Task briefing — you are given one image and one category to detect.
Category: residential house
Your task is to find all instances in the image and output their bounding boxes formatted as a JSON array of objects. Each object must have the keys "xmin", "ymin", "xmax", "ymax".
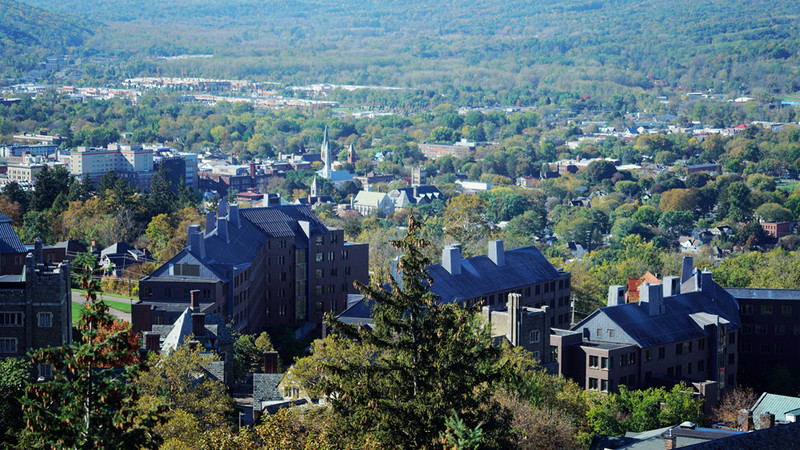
[
  {"xmin": 387, "ymin": 185, "xmax": 443, "ymax": 210},
  {"xmin": 100, "ymin": 242, "xmax": 154, "ymax": 277},
  {"xmin": 760, "ymin": 221, "xmax": 791, "ymax": 239}
]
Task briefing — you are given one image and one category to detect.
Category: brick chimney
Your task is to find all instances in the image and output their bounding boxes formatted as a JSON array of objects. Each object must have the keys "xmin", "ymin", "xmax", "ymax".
[
  {"xmin": 264, "ymin": 351, "xmax": 279, "ymax": 374},
  {"xmin": 144, "ymin": 331, "xmax": 161, "ymax": 352},
  {"xmin": 664, "ymin": 433, "xmax": 676, "ymax": 450},
  {"xmin": 192, "ymin": 313, "xmax": 206, "ymax": 338},
  {"xmin": 760, "ymin": 412, "xmax": 775, "ymax": 429},
  {"xmin": 190, "ymin": 289, "xmax": 200, "ymax": 311},
  {"xmin": 738, "ymin": 409, "xmax": 754, "ymax": 431}
]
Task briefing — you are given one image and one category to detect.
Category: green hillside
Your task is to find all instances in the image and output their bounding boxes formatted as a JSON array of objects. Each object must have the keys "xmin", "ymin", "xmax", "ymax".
[
  {"xmin": 0, "ymin": 0, "xmax": 95, "ymax": 78},
  {"xmin": 14, "ymin": 0, "xmax": 800, "ymax": 98}
]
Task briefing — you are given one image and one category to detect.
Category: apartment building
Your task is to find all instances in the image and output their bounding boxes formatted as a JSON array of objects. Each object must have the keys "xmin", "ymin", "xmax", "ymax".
[
  {"xmin": 552, "ymin": 258, "xmax": 740, "ymax": 398},
  {"xmin": 133, "ymin": 201, "xmax": 369, "ymax": 334},
  {"xmin": 70, "ymin": 144, "xmax": 154, "ymax": 189}
]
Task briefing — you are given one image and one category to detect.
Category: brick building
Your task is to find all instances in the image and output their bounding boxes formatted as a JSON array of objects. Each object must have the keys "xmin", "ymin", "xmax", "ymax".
[
  {"xmin": 482, "ymin": 292, "xmax": 553, "ymax": 367},
  {"xmin": 0, "ymin": 239, "xmax": 72, "ymax": 378},
  {"xmin": 759, "ymin": 221, "xmax": 792, "ymax": 239},
  {"xmin": 418, "ymin": 140, "xmax": 476, "ymax": 160},
  {"xmin": 551, "ymin": 258, "xmax": 740, "ymax": 399},
  {"xmin": 725, "ymin": 287, "xmax": 800, "ymax": 393},
  {"xmin": 133, "ymin": 202, "xmax": 368, "ymax": 334}
]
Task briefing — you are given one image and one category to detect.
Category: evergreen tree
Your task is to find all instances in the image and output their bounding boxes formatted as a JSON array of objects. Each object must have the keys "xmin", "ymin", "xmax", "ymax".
[
  {"xmin": 321, "ymin": 215, "xmax": 511, "ymax": 448},
  {"xmin": 21, "ymin": 253, "xmax": 166, "ymax": 448}
]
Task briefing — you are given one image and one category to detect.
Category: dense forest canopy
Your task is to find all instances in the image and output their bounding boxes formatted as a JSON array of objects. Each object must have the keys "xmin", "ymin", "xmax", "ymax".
[{"xmin": 12, "ymin": 0, "xmax": 800, "ymax": 97}]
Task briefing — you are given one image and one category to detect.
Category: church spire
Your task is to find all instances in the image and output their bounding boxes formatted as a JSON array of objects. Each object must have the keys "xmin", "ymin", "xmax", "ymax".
[
  {"xmin": 321, "ymin": 125, "xmax": 331, "ymax": 176},
  {"xmin": 310, "ymin": 175, "xmax": 318, "ymax": 197}
]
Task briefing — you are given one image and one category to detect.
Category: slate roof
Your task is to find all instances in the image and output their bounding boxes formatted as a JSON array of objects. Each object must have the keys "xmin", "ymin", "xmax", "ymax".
[
  {"xmin": 751, "ymin": 393, "xmax": 800, "ymax": 429},
  {"xmin": 0, "ymin": 212, "xmax": 26, "ymax": 254},
  {"xmin": 725, "ymin": 287, "xmax": 800, "ymax": 301},
  {"xmin": 573, "ymin": 279, "xmax": 740, "ymax": 348},
  {"xmin": 336, "ymin": 299, "xmax": 375, "ymax": 329},
  {"xmin": 253, "ymin": 373, "xmax": 285, "ymax": 411},
  {"xmin": 240, "ymin": 205, "xmax": 328, "ymax": 238},
  {"xmin": 683, "ymin": 421, "xmax": 800, "ymax": 449},
  {"xmin": 426, "ymin": 246, "xmax": 563, "ymax": 304},
  {"xmin": 354, "ymin": 191, "xmax": 390, "ymax": 207},
  {"xmin": 159, "ymin": 307, "xmax": 234, "ymax": 354}
]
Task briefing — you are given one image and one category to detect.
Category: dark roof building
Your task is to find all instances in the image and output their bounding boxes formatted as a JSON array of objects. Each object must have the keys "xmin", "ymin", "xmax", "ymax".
[
  {"xmin": 0, "ymin": 212, "xmax": 28, "ymax": 275},
  {"xmin": 134, "ymin": 201, "xmax": 369, "ymax": 335},
  {"xmin": 552, "ymin": 258, "xmax": 740, "ymax": 404}
]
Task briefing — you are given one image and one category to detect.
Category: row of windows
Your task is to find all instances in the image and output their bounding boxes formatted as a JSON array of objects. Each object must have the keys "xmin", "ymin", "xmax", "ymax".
[
  {"xmin": 0, "ymin": 312, "xmax": 51, "ymax": 327},
  {"xmin": 265, "ymin": 305, "xmax": 288, "ymax": 318},
  {"xmin": 742, "ymin": 323, "xmax": 800, "ymax": 336},
  {"xmin": 588, "ymin": 377, "xmax": 610, "ymax": 392},
  {"xmin": 314, "ymin": 235, "xmax": 340, "ymax": 246},
  {"xmin": 741, "ymin": 343, "xmax": 786, "ymax": 354},
  {"xmin": 741, "ymin": 304, "xmax": 792, "ymax": 316}
]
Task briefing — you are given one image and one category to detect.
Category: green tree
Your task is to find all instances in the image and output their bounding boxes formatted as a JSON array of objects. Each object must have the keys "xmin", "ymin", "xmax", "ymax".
[
  {"xmin": 0, "ymin": 358, "xmax": 32, "ymax": 447},
  {"xmin": 21, "ymin": 253, "xmax": 166, "ymax": 448},
  {"xmin": 658, "ymin": 210, "xmax": 694, "ymax": 237},
  {"xmin": 319, "ymin": 216, "xmax": 512, "ymax": 448},
  {"xmin": 233, "ymin": 331, "xmax": 276, "ymax": 381},
  {"xmin": 754, "ymin": 202, "xmax": 793, "ymax": 222},
  {"xmin": 443, "ymin": 195, "xmax": 495, "ymax": 255}
]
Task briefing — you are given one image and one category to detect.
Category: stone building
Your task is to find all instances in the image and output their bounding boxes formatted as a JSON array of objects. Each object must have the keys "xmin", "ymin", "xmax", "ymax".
[
  {"xmin": 0, "ymin": 239, "xmax": 72, "ymax": 378},
  {"xmin": 482, "ymin": 292, "xmax": 553, "ymax": 368}
]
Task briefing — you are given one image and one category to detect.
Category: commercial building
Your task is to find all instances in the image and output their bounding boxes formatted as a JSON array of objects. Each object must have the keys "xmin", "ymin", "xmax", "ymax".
[
  {"xmin": 133, "ymin": 201, "xmax": 369, "ymax": 334},
  {"xmin": 418, "ymin": 139, "xmax": 476, "ymax": 160},
  {"xmin": 70, "ymin": 144, "xmax": 155, "ymax": 190}
]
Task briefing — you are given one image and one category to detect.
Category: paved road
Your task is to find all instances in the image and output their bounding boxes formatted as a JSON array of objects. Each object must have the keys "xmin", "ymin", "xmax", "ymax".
[{"xmin": 71, "ymin": 291, "xmax": 132, "ymax": 322}]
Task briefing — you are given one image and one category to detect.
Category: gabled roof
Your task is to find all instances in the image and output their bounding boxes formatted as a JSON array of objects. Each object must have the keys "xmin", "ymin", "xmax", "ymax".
[
  {"xmin": 0, "ymin": 212, "xmax": 26, "ymax": 254},
  {"xmin": 160, "ymin": 307, "xmax": 234, "ymax": 354},
  {"xmin": 240, "ymin": 205, "xmax": 328, "ymax": 238},
  {"xmin": 573, "ymin": 277, "xmax": 740, "ymax": 348},
  {"xmin": 426, "ymin": 246, "xmax": 562, "ymax": 304},
  {"xmin": 354, "ymin": 191, "xmax": 389, "ymax": 207},
  {"xmin": 253, "ymin": 373, "xmax": 285, "ymax": 411}
]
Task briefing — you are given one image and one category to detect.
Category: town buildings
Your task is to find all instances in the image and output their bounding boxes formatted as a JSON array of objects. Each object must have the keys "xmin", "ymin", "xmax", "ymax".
[
  {"xmin": 316, "ymin": 127, "xmax": 354, "ymax": 187},
  {"xmin": 70, "ymin": 144, "xmax": 155, "ymax": 190},
  {"xmin": 551, "ymin": 258, "xmax": 740, "ymax": 398},
  {"xmin": 133, "ymin": 201, "xmax": 368, "ymax": 334},
  {"xmin": 482, "ymin": 292, "xmax": 554, "ymax": 367},
  {"xmin": 352, "ymin": 191, "xmax": 394, "ymax": 216},
  {"xmin": 418, "ymin": 140, "xmax": 476, "ymax": 160}
]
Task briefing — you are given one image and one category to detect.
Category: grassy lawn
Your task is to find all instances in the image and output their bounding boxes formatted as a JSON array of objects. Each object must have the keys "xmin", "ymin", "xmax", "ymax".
[
  {"xmin": 777, "ymin": 182, "xmax": 799, "ymax": 193},
  {"xmin": 71, "ymin": 302, "xmax": 86, "ymax": 325},
  {"xmin": 101, "ymin": 299, "xmax": 132, "ymax": 314}
]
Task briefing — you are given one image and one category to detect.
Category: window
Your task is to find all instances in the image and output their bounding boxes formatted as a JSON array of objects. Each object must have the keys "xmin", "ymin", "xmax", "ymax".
[
  {"xmin": 38, "ymin": 312, "xmax": 52, "ymax": 327},
  {"xmin": 174, "ymin": 264, "xmax": 200, "ymax": 276},
  {"xmin": 535, "ymin": 285, "xmax": 541, "ymax": 295},
  {"xmin": 342, "ymin": 283, "xmax": 348, "ymax": 292},
  {"xmin": 341, "ymin": 250, "xmax": 349, "ymax": 260},
  {"xmin": 761, "ymin": 305, "xmax": 773, "ymax": 315},
  {"xmin": 620, "ymin": 354, "xmax": 627, "ymax": 366},
  {"xmin": 742, "ymin": 304, "xmax": 753, "ymax": 315},
  {"xmin": 316, "ymin": 253, "xmax": 323, "ymax": 262},
  {"xmin": 589, "ymin": 378, "xmax": 599, "ymax": 390},
  {"xmin": 782, "ymin": 305, "xmax": 792, "ymax": 316},
  {"xmin": 728, "ymin": 353, "xmax": 735, "ymax": 364},
  {"xmin": 776, "ymin": 325, "xmax": 786, "ymax": 336},
  {"xmin": 551, "ymin": 346, "xmax": 559, "ymax": 361},
  {"xmin": 279, "ymin": 305, "xmax": 286, "ymax": 316},
  {"xmin": 278, "ymin": 256, "xmax": 285, "ymax": 265},
  {"xmin": 330, "ymin": 234, "xmax": 338, "ymax": 245},
  {"xmin": 532, "ymin": 351, "xmax": 540, "ymax": 361},
  {"xmin": 529, "ymin": 329, "xmax": 540, "ymax": 343},
  {"xmin": 698, "ymin": 360, "xmax": 705, "ymax": 372},
  {"xmin": 755, "ymin": 324, "xmax": 768, "ymax": 335},
  {"xmin": 676, "ymin": 344, "xmax": 683, "ymax": 355},
  {"xmin": 328, "ymin": 284, "xmax": 335, "ymax": 293},
  {"xmin": 601, "ymin": 357, "xmax": 612, "ymax": 369},
  {"xmin": 728, "ymin": 333, "xmax": 735, "ymax": 344},
  {"xmin": 698, "ymin": 338, "xmax": 705, "ymax": 350},
  {"xmin": 0, "ymin": 338, "xmax": 17, "ymax": 353},
  {"xmin": 39, "ymin": 363, "xmax": 52, "ymax": 379},
  {"xmin": 607, "ymin": 329, "xmax": 615, "ymax": 338},
  {"xmin": 315, "ymin": 286, "xmax": 323, "ymax": 295},
  {"xmin": 658, "ymin": 347, "xmax": 665, "ymax": 360},
  {"xmin": 316, "ymin": 236, "xmax": 323, "ymax": 246},
  {"xmin": 330, "ymin": 267, "xmax": 338, "ymax": 276},
  {"xmin": 143, "ymin": 287, "xmax": 153, "ymax": 297},
  {"xmin": 589, "ymin": 355, "xmax": 599, "ymax": 368},
  {"xmin": 645, "ymin": 349, "xmax": 652, "ymax": 362},
  {"xmin": 328, "ymin": 251, "xmax": 335, "ymax": 261},
  {"xmin": 265, "ymin": 307, "xmax": 270, "ymax": 318},
  {"xmin": 332, "ymin": 299, "xmax": 337, "ymax": 311},
  {"xmin": 344, "ymin": 266, "xmax": 351, "ymax": 276},
  {"xmin": 280, "ymin": 239, "xmax": 287, "ymax": 248},
  {"xmin": 280, "ymin": 272, "xmax": 287, "ymax": 282},
  {"xmin": 164, "ymin": 288, "xmax": 173, "ymax": 298},
  {"xmin": 525, "ymin": 287, "xmax": 531, "ymax": 296},
  {"xmin": 742, "ymin": 324, "xmax": 753, "ymax": 334},
  {"xmin": 316, "ymin": 269, "xmax": 324, "ymax": 278},
  {"xmin": 596, "ymin": 328, "xmax": 602, "ymax": 338},
  {"xmin": 315, "ymin": 302, "xmax": 324, "ymax": 312},
  {"xmin": 601, "ymin": 379, "xmax": 609, "ymax": 392},
  {"xmin": 0, "ymin": 312, "xmax": 23, "ymax": 327},
  {"xmin": 629, "ymin": 353, "xmax": 636, "ymax": 365}
]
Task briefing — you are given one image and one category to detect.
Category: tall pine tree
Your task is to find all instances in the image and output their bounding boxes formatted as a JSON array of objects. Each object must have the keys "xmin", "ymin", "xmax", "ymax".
[{"xmin": 322, "ymin": 215, "xmax": 511, "ymax": 448}]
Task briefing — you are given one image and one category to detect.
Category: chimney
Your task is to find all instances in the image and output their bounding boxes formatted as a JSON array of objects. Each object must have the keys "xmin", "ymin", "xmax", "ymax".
[
  {"xmin": 663, "ymin": 430, "xmax": 676, "ymax": 450},
  {"xmin": 188, "ymin": 340, "xmax": 199, "ymax": 350},
  {"xmin": 34, "ymin": 237, "xmax": 43, "ymax": 264},
  {"xmin": 608, "ymin": 285, "xmax": 625, "ymax": 306},
  {"xmin": 205, "ymin": 211, "xmax": 216, "ymax": 235},
  {"xmin": 760, "ymin": 412, "xmax": 775, "ymax": 429},
  {"xmin": 700, "ymin": 270, "xmax": 714, "ymax": 293},
  {"xmin": 249, "ymin": 162, "xmax": 256, "ymax": 178},
  {"xmin": 442, "ymin": 244, "xmax": 462, "ymax": 276},
  {"xmin": 144, "ymin": 331, "xmax": 161, "ymax": 352},
  {"xmin": 229, "ymin": 204, "xmax": 240, "ymax": 228},
  {"xmin": 640, "ymin": 282, "xmax": 665, "ymax": 316},
  {"xmin": 218, "ymin": 196, "xmax": 228, "ymax": 218},
  {"xmin": 680, "ymin": 256, "xmax": 694, "ymax": 284},
  {"xmin": 413, "ymin": 186, "xmax": 418, "ymax": 198},
  {"xmin": 188, "ymin": 225, "xmax": 205, "ymax": 259},
  {"xmin": 738, "ymin": 409, "xmax": 754, "ymax": 431},
  {"xmin": 264, "ymin": 350, "xmax": 279, "ymax": 374},
  {"xmin": 507, "ymin": 293, "xmax": 521, "ymax": 346},
  {"xmin": 217, "ymin": 217, "xmax": 228, "ymax": 243},
  {"xmin": 488, "ymin": 240, "xmax": 505, "ymax": 267},
  {"xmin": 190, "ymin": 289, "xmax": 201, "ymax": 311},
  {"xmin": 192, "ymin": 312, "xmax": 206, "ymax": 338}
]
